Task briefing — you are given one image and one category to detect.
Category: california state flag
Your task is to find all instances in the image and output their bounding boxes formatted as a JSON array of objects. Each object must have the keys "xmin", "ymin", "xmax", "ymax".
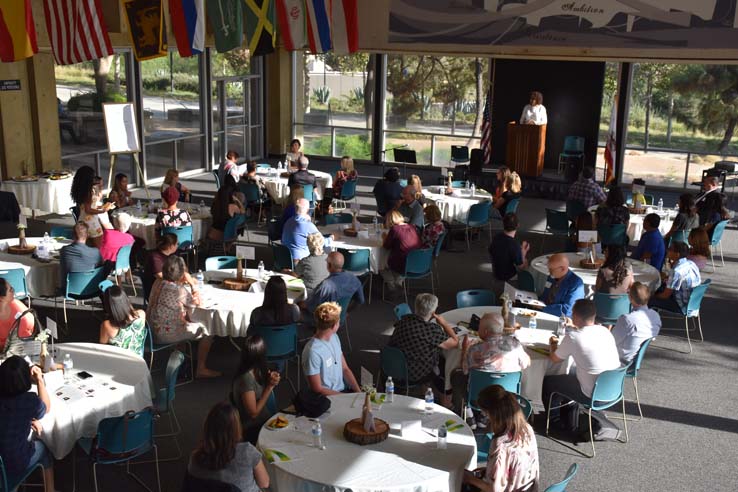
[
  {"xmin": 604, "ymin": 97, "xmax": 616, "ymax": 185},
  {"xmin": 276, "ymin": 0, "xmax": 306, "ymax": 51}
]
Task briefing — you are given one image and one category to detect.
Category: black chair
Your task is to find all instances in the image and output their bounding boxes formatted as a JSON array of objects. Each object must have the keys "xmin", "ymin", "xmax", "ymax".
[
  {"xmin": 469, "ymin": 148, "xmax": 484, "ymax": 177},
  {"xmin": 181, "ymin": 472, "xmax": 239, "ymax": 492},
  {"xmin": 450, "ymin": 145, "xmax": 470, "ymax": 166}
]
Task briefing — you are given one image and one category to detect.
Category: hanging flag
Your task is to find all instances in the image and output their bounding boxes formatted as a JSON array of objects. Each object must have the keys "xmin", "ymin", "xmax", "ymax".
[
  {"xmin": 480, "ymin": 88, "xmax": 492, "ymax": 166},
  {"xmin": 122, "ymin": 0, "xmax": 168, "ymax": 61},
  {"xmin": 604, "ymin": 96, "xmax": 616, "ymax": 185},
  {"xmin": 169, "ymin": 0, "xmax": 204, "ymax": 57},
  {"xmin": 331, "ymin": 0, "xmax": 357, "ymax": 55},
  {"xmin": 206, "ymin": 0, "xmax": 243, "ymax": 52},
  {"xmin": 275, "ymin": 0, "xmax": 306, "ymax": 51},
  {"xmin": 43, "ymin": 0, "xmax": 114, "ymax": 66},
  {"xmin": 0, "ymin": 0, "xmax": 38, "ymax": 63},
  {"xmin": 305, "ymin": 0, "xmax": 331, "ymax": 53},
  {"xmin": 245, "ymin": 0, "xmax": 276, "ymax": 56}
]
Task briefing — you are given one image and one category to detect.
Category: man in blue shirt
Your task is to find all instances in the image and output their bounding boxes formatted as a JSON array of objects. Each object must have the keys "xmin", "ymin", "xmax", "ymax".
[
  {"xmin": 304, "ymin": 252, "xmax": 365, "ymax": 313},
  {"xmin": 539, "ymin": 253, "xmax": 585, "ymax": 317},
  {"xmin": 631, "ymin": 213, "xmax": 665, "ymax": 270},
  {"xmin": 59, "ymin": 222, "xmax": 103, "ymax": 291},
  {"xmin": 649, "ymin": 241, "xmax": 701, "ymax": 313},
  {"xmin": 281, "ymin": 198, "xmax": 332, "ymax": 261}
]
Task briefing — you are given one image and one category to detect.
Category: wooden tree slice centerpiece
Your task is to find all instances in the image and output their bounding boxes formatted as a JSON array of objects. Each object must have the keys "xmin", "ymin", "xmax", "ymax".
[
  {"xmin": 579, "ymin": 258, "xmax": 604, "ymax": 270},
  {"xmin": 343, "ymin": 418, "xmax": 389, "ymax": 445},
  {"xmin": 9, "ymin": 226, "xmax": 35, "ymax": 255},
  {"xmin": 222, "ymin": 258, "xmax": 257, "ymax": 291}
]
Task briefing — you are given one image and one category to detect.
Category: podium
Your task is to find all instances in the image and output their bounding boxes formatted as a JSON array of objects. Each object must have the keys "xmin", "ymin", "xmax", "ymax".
[{"xmin": 506, "ymin": 123, "xmax": 546, "ymax": 177}]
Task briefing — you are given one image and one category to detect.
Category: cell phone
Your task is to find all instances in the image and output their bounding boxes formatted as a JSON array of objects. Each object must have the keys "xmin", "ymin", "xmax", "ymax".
[
  {"xmin": 469, "ymin": 314, "xmax": 481, "ymax": 332},
  {"xmin": 77, "ymin": 371, "xmax": 93, "ymax": 380}
]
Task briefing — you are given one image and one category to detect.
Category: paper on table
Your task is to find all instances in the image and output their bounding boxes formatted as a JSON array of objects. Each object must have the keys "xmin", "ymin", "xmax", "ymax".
[
  {"xmin": 504, "ymin": 282, "xmax": 542, "ymax": 306},
  {"xmin": 263, "ymin": 445, "xmax": 303, "ymax": 463}
]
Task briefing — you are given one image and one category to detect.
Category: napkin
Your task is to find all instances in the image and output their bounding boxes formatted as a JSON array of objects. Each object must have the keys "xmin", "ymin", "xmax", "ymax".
[{"xmin": 262, "ymin": 446, "xmax": 303, "ymax": 463}]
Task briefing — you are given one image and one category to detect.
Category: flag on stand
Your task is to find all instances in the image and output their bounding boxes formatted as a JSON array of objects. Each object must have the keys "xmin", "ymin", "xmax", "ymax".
[
  {"xmin": 480, "ymin": 88, "xmax": 492, "ymax": 166},
  {"xmin": 168, "ymin": 0, "xmax": 205, "ymax": 57},
  {"xmin": 244, "ymin": 0, "xmax": 276, "ymax": 56},
  {"xmin": 206, "ymin": 0, "xmax": 243, "ymax": 52},
  {"xmin": 122, "ymin": 0, "xmax": 168, "ymax": 61},
  {"xmin": 0, "ymin": 0, "xmax": 38, "ymax": 63},
  {"xmin": 275, "ymin": 0, "xmax": 306, "ymax": 51},
  {"xmin": 604, "ymin": 98, "xmax": 616, "ymax": 184},
  {"xmin": 331, "ymin": 0, "xmax": 358, "ymax": 55},
  {"xmin": 305, "ymin": 0, "xmax": 331, "ymax": 53},
  {"xmin": 43, "ymin": 0, "xmax": 114, "ymax": 65}
]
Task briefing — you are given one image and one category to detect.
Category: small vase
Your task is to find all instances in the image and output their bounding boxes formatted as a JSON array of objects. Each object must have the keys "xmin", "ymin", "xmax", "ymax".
[{"xmin": 18, "ymin": 228, "xmax": 28, "ymax": 249}]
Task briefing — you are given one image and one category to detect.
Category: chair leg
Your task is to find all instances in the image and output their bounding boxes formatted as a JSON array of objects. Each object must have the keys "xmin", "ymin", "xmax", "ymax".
[
  {"xmin": 588, "ymin": 409, "xmax": 596, "ymax": 458},
  {"xmin": 128, "ymin": 270, "xmax": 137, "ymax": 297},
  {"xmin": 720, "ymin": 241, "xmax": 725, "ymax": 267},
  {"xmin": 620, "ymin": 398, "xmax": 629, "ymax": 443},
  {"xmin": 697, "ymin": 315, "xmax": 704, "ymax": 342},
  {"xmin": 63, "ymin": 299, "xmax": 68, "ymax": 325},
  {"xmin": 633, "ymin": 377, "xmax": 643, "ymax": 420},
  {"xmin": 711, "ymin": 248, "xmax": 716, "ymax": 272},
  {"xmin": 93, "ymin": 462, "xmax": 100, "ymax": 492},
  {"xmin": 368, "ymin": 274, "xmax": 373, "ymax": 305},
  {"xmin": 685, "ymin": 317, "xmax": 693, "ymax": 354}
]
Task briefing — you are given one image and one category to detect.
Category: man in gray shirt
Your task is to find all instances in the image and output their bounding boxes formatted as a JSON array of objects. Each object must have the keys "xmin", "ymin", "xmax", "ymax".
[
  {"xmin": 611, "ymin": 282, "xmax": 661, "ymax": 364},
  {"xmin": 59, "ymin": 222, "xmax": 103, "ymax": 291},
  {"xmin": 291, "ymin": 232, "xmax": 330, "ymax": 295},
  {"xmin": 398, "ymin": 185, "xmax": 424, "ymax": 231}
]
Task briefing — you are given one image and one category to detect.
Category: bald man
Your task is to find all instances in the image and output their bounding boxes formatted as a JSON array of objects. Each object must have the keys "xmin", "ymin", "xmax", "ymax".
[
  {"xmin": 281, "ymin": 198, "xmax": 332, "ymax": 261},
  {"xmin": 398, "ymin": 185, "xmax": 424, "ymax": 230},
  {"xmin": 304, "ymin": 251, "xmax": 365, "ymax": 313},
  {"xmin": 539, "ymin": 253, "xmax": 585, "ymax": 317}
]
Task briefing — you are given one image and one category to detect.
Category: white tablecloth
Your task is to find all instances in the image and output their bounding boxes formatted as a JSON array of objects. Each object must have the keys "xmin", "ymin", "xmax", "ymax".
[
  {"xmin": 440, "ymin": 306, "xmax": 571, "ymax": 410},
  {"xmin": 0, "ymin": 237, "xmax": 68, "ymax": 297},
  {"xmin": 117, "ymin": 205, "xmax": 211, "ymax": 249},
  {"xmin": 422, "ymin": 187, "xmax": 492, "ymax": 223},
  {"xmin": 1, "ymin": 177, "xmax": 74, "ymax": 214},
  {"xmin": 257, "ymin": 393, "xmax": 476, "ymax": 492},
  {"xmin": 529, "ymin": 252, "xmax": 661, "ymax": 294},
  {"xmin": 320, "ymin": 223, "xmax": 388, "ymax": 274},
  {"xmin": 191, "ymin": 269, "xmax": 306, "ymax": 337},
  {"xmin": 257, "ymin": 169, "xmax": 333, "ymax": 205},
  {"xmin": 39, "ymin": 343, "xmax": 154, "ymax": 459}
]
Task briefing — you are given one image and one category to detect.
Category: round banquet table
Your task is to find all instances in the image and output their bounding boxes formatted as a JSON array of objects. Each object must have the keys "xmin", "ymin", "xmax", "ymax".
[
  {"xmin": 115, "ymin": 204, "xmax": 212, "ymax": 249},
  {"xmin": 1, "ymin": 176, "xmax": 75, "ymax": 214},
  {"xmin": 529, "ymin": 252, "xmax": 661, "ymax": 295},
  {"xmin": 422, "ymin": 186, "xmax": 492, "ymax": 223},
  {"xmin": 627, "ymin": 208, "xmax": 675, "ymax": 245},
  {"xmin": 257, "ymin": 393, "xmax": 477, "ymax": 492},
  {"xmin": 320, "ymin": 223, "xmax": 389, "ymax": 274},
  {"xmin": 257, "ymin": 168, "xmax": 334, "ymax": 205},
  {"xmin": 191, "ymin": 269, "xmax": 306, "ymax": 337},
  {"xmin": 38, "ymin": 343, "xmax": 154, "ymax": 459},
  {"xmin": 0, "ymin": 237, "xmax": 68, "ymax": 297},
  {"xmin": 440, "ymin": 306, "xmax": 572, "ymax": 411}
]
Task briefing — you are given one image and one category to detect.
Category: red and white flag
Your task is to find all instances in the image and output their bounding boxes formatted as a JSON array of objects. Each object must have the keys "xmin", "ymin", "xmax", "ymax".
[
  {"xmin": 330, "ymin": 0, "xmax": 358, "ymax": 54},
  {"xmin": 43, "ymin": 0, "xmax": 113, "ymax": 65},
  {"xmin": 604, "ymin": 96, "xmax": 616, "ymax": 185},
  {"xmin": 276, "ymin": 0, "xmax": 306, "ymax": 51}
]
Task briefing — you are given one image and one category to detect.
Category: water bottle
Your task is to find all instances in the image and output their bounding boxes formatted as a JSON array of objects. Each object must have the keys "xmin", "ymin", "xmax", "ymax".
[
  {"xmin": 528, "ymin": 316, "xmax": 537, "ymax": 330},
  {"xmin": 437, "ymin": 423, "xmax": 448, "ymax": 449},
  {"xmin": 465, "ymin": 406, "xmax": 476, "ymax": 430},
  {"xmin": 373, "ymin": 216, "xmax": 378, "ymax": 232},
  {"xmin": 658, "ymin": 198, "xmax": 663, "ymax": 212},
  {"xmin": 43, "ymin": 232, "xmax": 50, "ymax": 243},
  {"xmin": 557, "ymin": 315, "xmax": 567, "ymax": 337},
  {"xmin": 258, "ymin": 260, "xmax": 265, "ymax": 279},
  {"xmin": 136, "ymin": 200, "xmax": 142, "ymax": 213},
  {"xmin": 311, "ymin": 421, "xmax": 323, "ymax": 449},
  {"xmin": 506, "ymin": 300, "xmax": 515, "ymax": 327},
  {"xmin": 196, "ymin": 270, "xmax": 205, "ymax": 291},
  {"xmin": 470, "ymin": 183, "xmax": 476, "ymax": 196},
  {"xmin": 199, "ymin": 199, "xmax": 206, "ymax": 211},
  {"xmin": 63, "ymin": 353, "xmax": 73, "ymax": 381},
  {"xmin": 385, "ymin": 376, "xmax": 394, "ymax": 403},
  {"xmin": 424, "ymin": 388, "xmax": 435, "ymax": 414}
]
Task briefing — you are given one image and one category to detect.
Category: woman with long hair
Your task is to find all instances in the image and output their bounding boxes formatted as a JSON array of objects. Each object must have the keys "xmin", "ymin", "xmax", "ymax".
[
  {"xmin": 382, "ymin": 210, "xmax": 421, "ymax": 290},
  {"xmin": 596, "ymin": 244, "xmax": 634, "ymax": 295},
  {"xmin": 208, "ymin": 177, "xmax": 245, "ymax": 241},
  {"xmin": 99, "ymin": 285, "xmax": 147, "ymax": 356},
  {"xmin": 665, "ymin": 193, "xmax": 699, "ymax": 242},
  {"xmin": 188, "ymin": 401, "xmax": 269, "ymax": 491},
  {"xmin": 232, "ymin": 336, "xmax": 281, "ymax": 443},
  {"xmin": 334, "ymin": 155, "xmax": 358, "ymax": 198},
  {"xmin": 161, "ymin": 168, "xmax": 191, "ymax": 203},
  {"xmin": 249, "ymin": 276, "xmax": 300, "ymax": 329},
  {"xmin": 408, "ymin": 174, "xmax": 424, "ymax": 203},
  {"xmin": 493, "ymin": 171, "xmax": 522, "ymax": 215},
  {"xmin": 71, "ymin": 165, "xmax": 113, "ymax": 247},
  {"xmin": 596, "ymin": 185, "xmax": 629, "ymax": 227},
  {"xmin": 494, "ymin": 166, "xmax": 511, "ymax": 201},
  {"xmin": 108, "ymin": 173, "xmax": 133, "ymax": 208},
  {"xmin": 687, "ymin": 227, "xmax": 711, "ymax": 270},
  {"xmin": 462, "ymin": 385, "xmax": 539, "ymax": 492}
]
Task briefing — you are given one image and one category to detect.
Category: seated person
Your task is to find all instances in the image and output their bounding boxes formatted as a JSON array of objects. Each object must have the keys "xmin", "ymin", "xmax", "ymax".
[
  {"xmin": 290, "ymin": 232, "xmax": 330, "ymax": 295},
  {"xmin": 611, "ymin": 282, "xmax": 661, "ymax": 364},
  {"xmin": 595, "ymin": 244, "xmax": 633, "ymax": 295},
  {"xmin": 281, "ymin": 198, "xmax": 332, "ymax": 262},
  {"xmin": 147, "ymin": 255, "xmax": 219, "ymax": 378},
  {"xmin": 242, "ymin": 160, "xmax": 266, "ymax": 189},
  {"xmin": 489, "ymin": 213, "xmax": 530, "ymax": 296},
  {"xmin": 388, "ymin": 293, "xmax": 458, "ymax": 405},
  {"xmin": 248, "ymin": 276, "xmax": 300, "ymax": 330},
  {"xmin": 219, "ymin": 150, "xmax": 241, "ymax": 186},
  {"xmin": 333, "ymin": 156, "xmax": 358, "ymax": 198},
  {"xmin": 302, "ymin": 302, "xmax": 360, "ymax": 395},
  {"xmin": 143, "ymin": 233, "xmax": 192, "ymax": 295},
  {"xmin": 408, "ymin": 174, "xmax": 424, "ymax": 204},
  {"xmin": 629, "ymin": 178, "xmax": 647, "ymax": 209},
  {"xmin": 278, "ymin": 186, "xmax": 304, "ymax": 236},
  {"xmin": 59, "ymin": 222, "xmax": 103, "ymax": 291},
  {"xmin": 373, "ymin": 167, "xmax": 403, "ymax": 217},
  {"xmin": 695, "ymin": 175, "xmax": 719, "ymax": 206},
  {"xmin": 208, "ymin": 177, "xmax": 246, "ymax": 242},
  {"xmin": 285, "ymin": 138, "xmax": 304, "ymax": 170},
  {"xmin": 99, "ymin": 212, "xmax": 135, "ymax": 264},
  {"xmin": 596, "ymin": 185, "xmax": 629, "ymax": 226},
  {"xmin": 161, "ymin": 168, "xmax": 191, "ymax": 203},
  {"xmin": 421, "ymin": 204, "xmax": 445, "ymax": 249},
  {"xmin": 687, "ymin": 228, "xmax": 711, "ymax": 271},
  {"xmin": 0, "ymin": 279, "xmax": 33, "ymax": 351},
  {"xmin": 567, "ymin": 166, "xmax": 607, "ymax": 209},
  {"xmin": 108, "ymin": 172, "xmax": 133, "ymax": 208},
  {"xmin": 232, "ymin": 336, "xmax": 281, "ymax": 443},
  {"xmin": 493, "ymin": 166, "xmax": 511, "ymax": 202},
  {"xmin": 664, "ymin": 193, "xmax": 698, "ymax": 242},
  {"xmin": 303, "ymin": 252, "xmax": 365, "ymax": 313},
  {"xmin": 188, "ymin": 401, "xmax": 270, "ymax": 491},
  {"xmin": 287, "ymin": 156, "xmax": 316, "ymax": 188},
  {"xmin": 539, "ymin": 253, "xmax": 585, "ymax": 317},
  {"xmin": 398, "ymin": 185, "xmax": 424, "ymax": 230},
  {"xmin": 381, "ymin": 210, "xmax": 421, "ymax": 292},
  {"xmin": 462, "ymin": 386, "xmax": 539, "ymax": 492},
  {"xmin": 0, "ymin": 356, "xmax": 56, "ymax": 492},
  {"xmin": 700, "ymin": 192, "xmax": 730, "ymax": 239},
  {"xmin": 631, "ymin": 213, "xmax": 666, "ymax": 270},
  {"xmin": 156, "ymin": 186, "xmax": 192, "ymax": 234},
  {"xmin": 492, "ymin": 172, "xmax": 522, "ymax": 217},
  {"xmin": 543, "ymin": 299, "xmax": 621, "ymax": 432},
  {"xmin": 649, "ymin": 241, "xmax": 701, "ymax": 313},
  {"xmin": 99, "ymin": 285, "xmax": 147, "ymax": 356}
]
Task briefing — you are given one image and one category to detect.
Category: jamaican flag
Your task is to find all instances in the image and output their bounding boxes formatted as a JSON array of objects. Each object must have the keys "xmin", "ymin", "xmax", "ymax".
[
  {"xmin": 244, "ymin": 0, "xmax": 275, "ymax": 56},
  {"xmin": 206, "ymin": 0, "xmax": 243, "ymax": 53}
]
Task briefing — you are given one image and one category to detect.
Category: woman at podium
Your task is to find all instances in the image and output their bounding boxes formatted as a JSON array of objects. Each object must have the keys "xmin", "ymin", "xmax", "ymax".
[{"xmin": 519, "ymin": 91, "xmax": 547, "ymax": 125}]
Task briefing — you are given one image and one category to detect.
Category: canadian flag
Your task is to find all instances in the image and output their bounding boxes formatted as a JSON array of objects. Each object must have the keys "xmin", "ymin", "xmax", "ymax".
[{"xmin": 276, "ymin": 0, "xmax": 306, "ymax": 51}]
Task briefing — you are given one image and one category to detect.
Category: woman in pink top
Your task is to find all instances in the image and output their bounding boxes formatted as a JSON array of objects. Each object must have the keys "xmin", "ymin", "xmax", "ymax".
[
  {"xmin": 99, "ymin": 212, "xmax": 135, "ymax": 263},
  {"xmin": 0, "ymin": 279, "xmax": 34, "ymax": 351}
]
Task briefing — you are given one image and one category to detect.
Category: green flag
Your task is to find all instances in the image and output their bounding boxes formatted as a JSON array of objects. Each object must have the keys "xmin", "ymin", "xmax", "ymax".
[
  {"xmin": 244, "ymin": 0, "xmax": 275, "ymax": 56},
  {"xmin": 206, "ymin": 0, "xmax": 243, "ymax": 53}
]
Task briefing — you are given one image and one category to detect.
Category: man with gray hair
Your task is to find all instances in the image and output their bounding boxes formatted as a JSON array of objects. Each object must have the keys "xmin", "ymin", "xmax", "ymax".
[
  {"xmin": 281, "ymin": 198, "xmax": 332, "ymax": 261},
  {"xmin": 303, "ymin": 251, "xmax": 364, "ymax": 313},
  {"xmin": 287, "ymin": 156, "xmax": 316, "ymax": 187},
  {"xmin": 388, "ymin": 293, "xmax": 458, "ymax": 404},
  {"xmin": 398, "ymin": 185, "xmax": 424, "ymax": 230},
  {"xmin": 99, "ymin": 212, "xmax": 135, "ymax": 264},
  {"xmin": 289, "ymin": 232, "xmax": 330, "ymax": 295}
]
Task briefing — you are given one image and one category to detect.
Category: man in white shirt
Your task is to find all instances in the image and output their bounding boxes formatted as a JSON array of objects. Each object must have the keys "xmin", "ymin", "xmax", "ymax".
[
  {"xmin": 542, "ymin": 299, "xmax": 621, "ymax": 433},
  {"xmin": 218, "ymin": 150, "xmax": 241, "ymax": 186},
  {"xmin": 611, "ymin": 282, "xmax": 661, "ymax": 364}
]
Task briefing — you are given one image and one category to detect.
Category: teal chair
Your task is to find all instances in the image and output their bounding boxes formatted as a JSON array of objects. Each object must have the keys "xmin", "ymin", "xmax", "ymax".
[
  {"xmin": 593, "ymin": 293, "xmax": 631, "ymax": 324},
  {"xmin": 98, "ymin": 280, "xmax": 115, "ymax": 293},
  {"xmin": 456, "ymin": 289, "xmax": 495, "ymax": 308},
  {"xmin": 394, "ymin": 248, "xmax": 434, "ymax": 304},
  {"xmin": 0, "ymin": 454, "xmax": 46, "ymax": 492},
  {"xmin": 379, "ymin": 346, "xmax": 422, "ymax": 396},
  {"xmin": 709, "ymin": 219, "xmax": 729, "ymax": 271},
  {"xmin": 271, "ymin": 243, "xmax": 294, "ymax": 271},
  {"xmin": 465, "ymin": 370, "xmax": 522, "ymax": 415},
  {"xmin": 50, "ymin": 225, "xmax": 74, "ymax": 239},
  {"xmin": 324, "ymin": 212, "xmax": 353, "ymax": 225},
  {"xmin": 338, "ymin": 248, "xmax": 373, "ymax": 304},
  {"xmin": 113, "ymin": 243, "xmax": 136, "ymax": 297},
  {"xmin": 517, "ymin": 270, "xmax": 536, "ymax": 293},
  {"xmin": 544, "ymin": 463, "xmax": 579, "ymax": 492},
  {"xmin": 145, "ymin": 323, "xmax": 193, "ymax": 385},
  {"xmin": 393, "ymin": 303, "xmax": 411, "ymax": 320},
  {"xmin": 558, "ymin": 136, "xmax": 584, "ymax": 174},
  {"xmin": 565, "ymin": 200, "xmax": 587, "ymax": 223},
  {"xmin": 256, "ymin": 163, "xmax": 272, "ymax": 170},
  {"xmin": 475, "ymin": 393, "xmax": 532, "ymax": 462},
  {"xmin": 669, "ymin": 229, "xmax": 690, "ymax": 247},
  {"xmin": 60, "ymin": 267, "xmax": 107, "ymax": 324},
  {"xmin": 205, "ymin": 256, "xmax": 238, "ymax": 271},
  {"xmin": 546, "ymin": 366, "xmax": 629, "ymax": 458},
  {"xmin": 239, "ymin": 181, "xmax": 266, "ymax": 226},
  {"xmin": 459, "ymin": 201, "xmax": 492, "ymax": 249},
  {"xmin": 337, "ymin": 295, "xmax": 353, "ymax": 352},
  {"xmin": 431, "ymin": 230, "xmax": 447, "ymax": 285},
  {"xmin": 614, "ymin": 337, "xmax": 654, "ymax": 422},
  {"xmin": 335, "ymin": 179, "xmax": 358, "ymax": 210},
  {"xmin": 254, "ymin": 324, "xmax": 300, "ymax": 394},
  {"xmin": 655, "ymin": 279, "xmax": 710, "ymax": 354},
  {"xmin": 152, "ymin": 350, "xmax": 185, "ymax": 461},
  {"xmin": 162, "ymin": 225, "xmax": 197, "ymax": 268},
  {"xmin": 505, "ymin": 197, "xmax": 520, "ymax": 214},
  {"xmin": 543, "ymin": 209, "xmax": 569, "ymax": 254},
  {"xmin": 0, "ymin": 268, "xmax": 30, "ymax": 306},
  {"xmin": 301, "ymin": 183, "xmax": 315, "ymax": 210},
  {"xmin": 598, "ymin": 223, "xmax": 628, "ymax": 246}
]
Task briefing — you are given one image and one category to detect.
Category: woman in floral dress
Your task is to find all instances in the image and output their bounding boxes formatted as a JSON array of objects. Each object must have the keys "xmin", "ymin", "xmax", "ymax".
[
  {"xmin": 99, "ymin": 285, "xmax": 147, "ymax": 357},
  {"xmin": 156, "ymin": 186, "xmax": 192, "ymax": 234}
]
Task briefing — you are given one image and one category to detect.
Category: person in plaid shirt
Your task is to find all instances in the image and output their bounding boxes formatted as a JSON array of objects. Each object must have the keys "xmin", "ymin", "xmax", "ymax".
[
  {"xmin": 567, "ymin": 166, "xmax": 607, "ymax": 208},
  {"xmin": 650, "ymin": 241, "xmax": 701, "ymax": 313}
]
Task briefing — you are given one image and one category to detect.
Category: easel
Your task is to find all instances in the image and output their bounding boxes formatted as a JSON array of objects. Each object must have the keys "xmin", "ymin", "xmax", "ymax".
[
  {"xmin": 108, "ymin": 152, "xmax": 150, "ymax": 200},
  {"xmin": 102, "ymin": 102, "xmax": 151, "ymax": 200}
]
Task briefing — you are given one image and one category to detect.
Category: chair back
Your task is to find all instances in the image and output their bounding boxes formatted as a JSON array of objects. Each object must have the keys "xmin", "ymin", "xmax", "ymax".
[
  {"xmin": 0, "ymin": 455, "xmax": 7, "ymax": 492},
  {"xmin": 670, "ymin": 229, "xmax": 690, "ymax": 246},
  {"xmin": 92, "ymin": 408, "xmax": 155, "ymax": 463},
  {"xmin": 456, "ymin": 289, "xmax": 495, "ymax": 308},
  {"xmin": 205, "ymin": 256, "xmax": 238, "ymax": 271},
  {"xmin": 325, "ymin": 213, "xmax": 353, "ymax": 225},
  {"xmin": 337, "ymin": 295, "xmax": 351, "ymax": 325},
  {"xmin": 301, "ymin": 184, "xmax": 315, "ymax": 204},
  {"xmin": 685, "ymin": 279, "xmax": 711, "ymax": 316},
  {"xmin": 257, "ymin": 163, "xmax": 272, "ymax": 170},
  {"xmin": 432, "ymin": 230, "xmax": 447, "ymax": 258},
  {"xmin": 340, "ymin": 180, "xmax": 357, "ymax": 200},
  {"xmin": 211, "ymin": 170, "xmax": 221, "ymax": 189},
  {"xmin": 710, "ymin": 220, "xmax": 729, "ymax": 246},
  {"xmin": 451, "ymin": 145, "xmax": 470, "ymax": 162},
  {"xmin": 158, "ymin": 349, "xmax": 185, "ymax": 412},
  {"xmin": 516, "ymin": 393, "xmax": 533, "ymax": 420},
  {"xmin": 99, "ymin": 280, "xmax": 115, "ymax": 293},
  {"xmin": 565, "ymin": 200, "xmax": 587, "ymax": 222},
  {"xmin": 627, "ymin": 337, "xmax": 654, "ymax": 378},
  {"xmin": 338, "ymin": 248, "xmax": 370, "ymax": 274},
  {"xmin": 393, "ymin": 303, "xmax": 411, "ymax": 320},
  {"xmin": 593, "ymin": 293, "xmax": 631, "ymax": 323},
  {"xmin": 451, "ymin": 180, "xmax": 467, "ymax": 188},
  {"xmin": 0, "ymin": 268, "xmax": 29, "ymax": 300},
  {"xmin": 70, "ymin": 205, "xmax": 80, "ymax": 222},
  {"xmin": 644, "ymin": 194, "xmax": 655, "ymax": 205},
  {"xmin": 517, "ymin": 270, "xmax": 536, "ymax": 292},
  {"xmin": 267, "ymin": 218, "xmax": 281, "ymax": 243},
  {"xmin": 114, "ymin": 243, "xmax": 133, "ymax": 274},
  {"xmin": 50, "ymin": 225, "xmax": 74, "ymax": 239},
  {"xmin": 544, "ymin": 463, "xmax": 579, "ymax": 492},
  {"xmin": 380, "ymin": 346, "xmax": 410, "ymax": 384},
  {"xmin": 467, "ymin": 201, "xmax": 491, "ymax": 227},
  {"xmin": 162, "ymin": 225, "xmax": 194, "ymax": 250},
  {"xmin": 590, "ymin": 366, "xmax": 628, "ymax": 411},
  {"xmin": 66, "ymin": 267, "xmax": 106, "ymax": 299},
  {"xmin": 597, "ymin": 223, "xmax": 628, "ymax": 246},
  {"xmin": 504, "ymin": 198, "xmax": 520, "ymax": 215},
  {"xmin": 468, "ymin": 370, "xmax": 522, "ymax": 407},
  {"xmin": 254, "ymin": 324, "xmax": 298, "ymax": 360},
  {"xmin": 181, "ymin": 472, "xmax": 240, "ymax": 492},
  {"xmin": 223, "ymin": 214, "xmax": 246, "ymax": 242},
  {"xmin": 563, "ymin": 136, "xmax": 584, "ymax": 154},
  {"xmin": 239, "ymin": 182, "xmax": 261, "ymax": 203},
  {"xmin": 399, "ymin": 179, "xmax": 408, "ymax": 187},
  {"xmin": 404, "ymin": 248, "xmax": 433, "ymax": 278},
  {"xmin": 546, "ymin": 209, "xmax": 569, "ymax": 234},
  {"xmin": 271, "ymin": 243, "xmax": 294, "ymax": 271}
]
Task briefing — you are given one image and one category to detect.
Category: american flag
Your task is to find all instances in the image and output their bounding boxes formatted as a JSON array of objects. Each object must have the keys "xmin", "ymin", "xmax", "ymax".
[
  {"xmin": 480, "ymin": 88, "xmax": 492, "ymax": 165},
  {"xmin": 43, "ymin": 0, "xmax": 113, "ymax": 66}
]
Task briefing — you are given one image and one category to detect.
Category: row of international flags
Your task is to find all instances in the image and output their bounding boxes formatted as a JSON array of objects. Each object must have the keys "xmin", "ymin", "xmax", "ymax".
[{"xmin": 0, "ymin": 0, "xmax": 359, "ymax": 64}]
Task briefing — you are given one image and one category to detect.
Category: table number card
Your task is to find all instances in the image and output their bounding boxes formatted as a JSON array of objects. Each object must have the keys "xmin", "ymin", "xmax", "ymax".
[
  {"xmin": 441, "ymin": 167, "xmax": 448, "ymax": 177},
  {"xmin": 46, "ymin": 317, "xmax": 58, "ymax": 340},
  {"xmin": 632, "ymin": 184, "xmax": 646, "ymax": 195},
  {"xmin": 360, "ymin": 366, "xmax": 373, "ymax": 389},
  {"xmin": 236, "ymin": 245, "xmax": 255, "ymax": 260},
  {"xmin": 578, "ymin": 230, "xmax": 598, "ymax": 243}
]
